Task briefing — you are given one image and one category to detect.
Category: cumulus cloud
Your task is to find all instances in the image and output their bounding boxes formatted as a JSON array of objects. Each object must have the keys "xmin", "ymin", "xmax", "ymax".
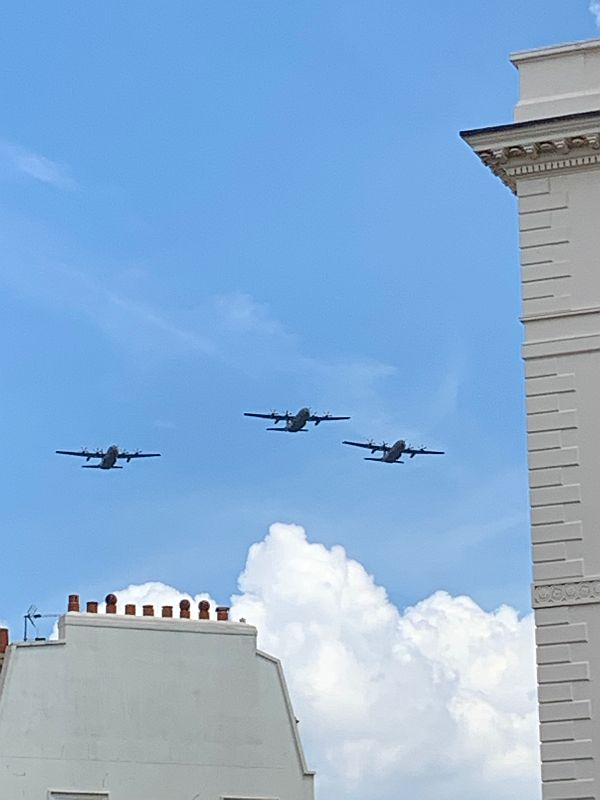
[
  {"xmin": 591, "ymin": 1, "xmax": 600, "ymax": 26},
  {"xmin": 0, "ymin": 139, "xmax": 76, "ymax": 189},
  {"xmin": 110, "ymin": 523, "xmax": 539, "ymax": 800},
  {"xmin": 109, "ymin": 581, "xmax": 214, "ymax": 614}
]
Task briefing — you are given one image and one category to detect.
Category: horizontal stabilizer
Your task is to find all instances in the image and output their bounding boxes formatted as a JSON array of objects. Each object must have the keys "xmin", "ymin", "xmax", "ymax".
[
  {"xmin": 81, "ymin": 465, "xmax": 123, "ymax": 469},
  {"xmin": 266, "ymin": 428, "xmax": 306, "ymax": 432}
]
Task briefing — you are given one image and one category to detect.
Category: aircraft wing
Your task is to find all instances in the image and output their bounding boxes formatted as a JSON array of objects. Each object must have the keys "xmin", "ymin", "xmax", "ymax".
[
  {"xmin": 404, "ymin": 448, "xmax": 445, "ymax": 457},
  {"xmin": 311, "ymin": 414, "xmax": 351, "ymax": 423},
  {"xmin": 56, "ymin": 449, "xmax": 104, "ymax": 458},
  {"xmin": 342, "ymin": 440, "xmax": 387, "ymax": 452},
  {"xmin": 117, "ymin": 452, "xmax": 161, "ymax": 459},
  {"xmin": 244, "ymin": 411, "xmax": 289, "ymax": 421}
]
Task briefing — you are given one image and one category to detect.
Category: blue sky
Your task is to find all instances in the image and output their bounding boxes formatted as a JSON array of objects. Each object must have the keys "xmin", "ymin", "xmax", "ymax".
[{"xmin": 1, "ymin": 1, "xmax": 598, "ymax": 635}]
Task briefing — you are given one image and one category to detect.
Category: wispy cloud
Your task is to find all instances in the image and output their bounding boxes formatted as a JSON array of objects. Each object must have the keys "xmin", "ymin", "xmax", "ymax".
[
  {"xmin": 153, "ymin": 419, "xmax": 177, "ymax": 430},
  {"xmin": 208, "ymin": 291, "xmax": 398, "ymax": 430},
  {"xmin": 590, "ymin": 1, "xmax": 600, "ymax": 25},
  {"xmin": 0, "ymin": 139, "xmax": 76, "ymax": 189},
  {"xmin": 1, "ymin": 261, "xmax": 213, "ymax": 357},
  {"xmin": 1, "ymin": 252, "xmax": 438, "ymax": 434}
]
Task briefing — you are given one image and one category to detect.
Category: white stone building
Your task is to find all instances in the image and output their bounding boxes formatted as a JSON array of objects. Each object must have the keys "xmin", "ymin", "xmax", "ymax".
[
  {"xmin": 463, "ymin": 38, "xmax": 600, "ymax": 800},
  {"xmin": 0, "ymin": 595, "xmax": 315, "ymax": 800}
]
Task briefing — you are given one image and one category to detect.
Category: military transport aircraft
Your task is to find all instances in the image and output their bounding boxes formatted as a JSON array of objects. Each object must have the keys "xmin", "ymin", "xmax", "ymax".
[
  {"xmin": 244, "ymin": 407, "xmax": 350, "ymax": 432},
  {"xmin": 342, "ymin": 438, "xmax": 444, "ymax": 463},
  {"xmin": 55, "ymin": 445, "xmax": 161, "ymax": 469}
]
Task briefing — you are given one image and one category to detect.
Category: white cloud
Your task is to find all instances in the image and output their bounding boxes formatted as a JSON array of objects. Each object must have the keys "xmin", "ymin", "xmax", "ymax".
[
  {"xmin": 109, "ymin": 581, "xmax": 214, "ymax": 615},
  {"xmin": 0, "ymin": 139, "xmax": 76, "ymax": 189},
  {"xmin": 110, "ymin": 523, "xmax": 539, "ymax": 800},
  {"xmin": 590, "ymin": 1, "xmax": 600, "ymax": 26}
]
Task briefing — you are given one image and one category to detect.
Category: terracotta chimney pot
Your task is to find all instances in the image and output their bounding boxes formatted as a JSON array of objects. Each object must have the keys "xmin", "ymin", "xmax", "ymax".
[
  {"xmin": 125, "ymin": 604, "xmax": 136, "ymax": 615},
  {"xmin": 105, "ymin": 594, "xmax": 118, "ymax": 614},
  {"xmin": 162, "ymin": 605, "xmax": 173, "ymax": 618},
  {"xmin": 199, "ymin": 600, "xmax": 210, "ymax": 620},
  {"xmin": 0, "ymin": 628, "xmax": 8, "ymax": 654},
  {"xmin": 179, "ymin": 599, "xmax": 191, "ymax": 619},
  {"xmin": 143, "ymin": 605, "xmax": 154, "ymax": 617},
  {"xmin": 68, "ymin": 594, "xmax": 80, "ymax": 612},
  {"xmin": 216, "ymin": 606, "xmax": 230, "ymax": 621}
]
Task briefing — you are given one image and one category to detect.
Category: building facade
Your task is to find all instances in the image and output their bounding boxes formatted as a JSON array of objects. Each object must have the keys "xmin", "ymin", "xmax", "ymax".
[
  {"xmin": 0, "ymin": 596, "xmax": 315, "ymax": 800},
  {"xmin": 463, "ymin": 38, "xmax": 600, "ymax": 800}
]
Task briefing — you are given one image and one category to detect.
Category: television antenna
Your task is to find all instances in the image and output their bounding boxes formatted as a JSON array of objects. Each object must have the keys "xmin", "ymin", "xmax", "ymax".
[{"xmin": 23, "ymin": 605, "xmax": 60, "ymax": 642}]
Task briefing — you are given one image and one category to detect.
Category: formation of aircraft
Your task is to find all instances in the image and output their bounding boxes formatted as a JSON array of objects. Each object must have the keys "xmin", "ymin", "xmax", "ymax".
[
  {"xmin": 55, "ymin": 415, "xmax": 444, "ymax": 472},
  {"xmin": 244, "ymin": 407, "xmax": 350, "ymax": 432},
  {"xmin": 55, "ymin": 445, "xmax": 161, "ymax": 470},
  {"xmin": 342, "ymin": 439, "xmax": 444, "ymax": 463}
]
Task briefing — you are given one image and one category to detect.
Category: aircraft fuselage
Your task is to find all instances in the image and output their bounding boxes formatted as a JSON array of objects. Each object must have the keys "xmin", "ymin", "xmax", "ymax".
[
  {"xmin": 382, "ymin": 439, "xmax": 407, "ymax": 462},
  {"xmin": 286, "ymin": 407, "xmax": 311, "ymax": 431},
  {"xmin": 267, "ymin": 407, "xmax": 312, "ymax": 432},
  {"xmin": 99, "ymin": 445, "xmax": 119, "ymax": 469}
]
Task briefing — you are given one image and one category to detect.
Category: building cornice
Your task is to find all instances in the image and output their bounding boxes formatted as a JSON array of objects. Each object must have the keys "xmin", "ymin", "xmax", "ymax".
[{"xmin": 461, "ymin": 110, "xmax": 600, "ymax": 193}]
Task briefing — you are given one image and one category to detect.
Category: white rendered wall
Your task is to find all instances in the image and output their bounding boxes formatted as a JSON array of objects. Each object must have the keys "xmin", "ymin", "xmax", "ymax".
[
  {"xmin": 0, "ymin": 613, "xmax": 315, "ymax": 800},
  {"xmin": 463, "ymin": 38, "xmax": 600, "ymax": 800}
]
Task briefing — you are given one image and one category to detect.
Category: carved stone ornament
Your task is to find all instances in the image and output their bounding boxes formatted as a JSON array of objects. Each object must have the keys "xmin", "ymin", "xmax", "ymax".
[
  {"xmin": 478, "ymin": 132, "xmax": 600, "ymax": 193},
  {"xmin": 533, "ymin": 578, "xmax": 600, "ymax": 607}
]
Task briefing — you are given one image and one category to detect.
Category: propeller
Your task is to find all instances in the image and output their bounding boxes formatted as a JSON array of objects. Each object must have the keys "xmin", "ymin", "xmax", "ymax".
[{"xmin": 315, "ymin": 410, "xmax": 329, "ymax": 427}]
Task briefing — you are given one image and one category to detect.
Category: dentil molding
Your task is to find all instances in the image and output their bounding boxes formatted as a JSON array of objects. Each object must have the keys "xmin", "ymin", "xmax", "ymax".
[
  {"xmin": 461, "ymin": 110, "xmax": 600, "ymax": 194},
  {"xmin": 478, "ymin": 133, "xmax": 600, "ymax": 193}
]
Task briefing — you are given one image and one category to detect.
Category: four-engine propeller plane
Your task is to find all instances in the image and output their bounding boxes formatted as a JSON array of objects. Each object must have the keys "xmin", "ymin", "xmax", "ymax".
[
  {"xmin": 56, "ymin": 445, "xmax": 161, "ymax": 470},
  {"xmin": 244, "ymin": 407, "xmax": 350, "ymax": 432},
  {"xmin": 54, "ymin": 423, "xmax": 444, "ymax": 475},
  {"xmin": 342, "ymin": 438, "xmax": 444, "ymax": 463}
]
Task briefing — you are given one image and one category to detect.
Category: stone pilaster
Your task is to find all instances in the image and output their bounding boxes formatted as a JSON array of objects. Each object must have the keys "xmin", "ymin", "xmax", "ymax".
[{"xmin": 462, "ymin": 38, "xmax": 600, "ymax": 800}]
